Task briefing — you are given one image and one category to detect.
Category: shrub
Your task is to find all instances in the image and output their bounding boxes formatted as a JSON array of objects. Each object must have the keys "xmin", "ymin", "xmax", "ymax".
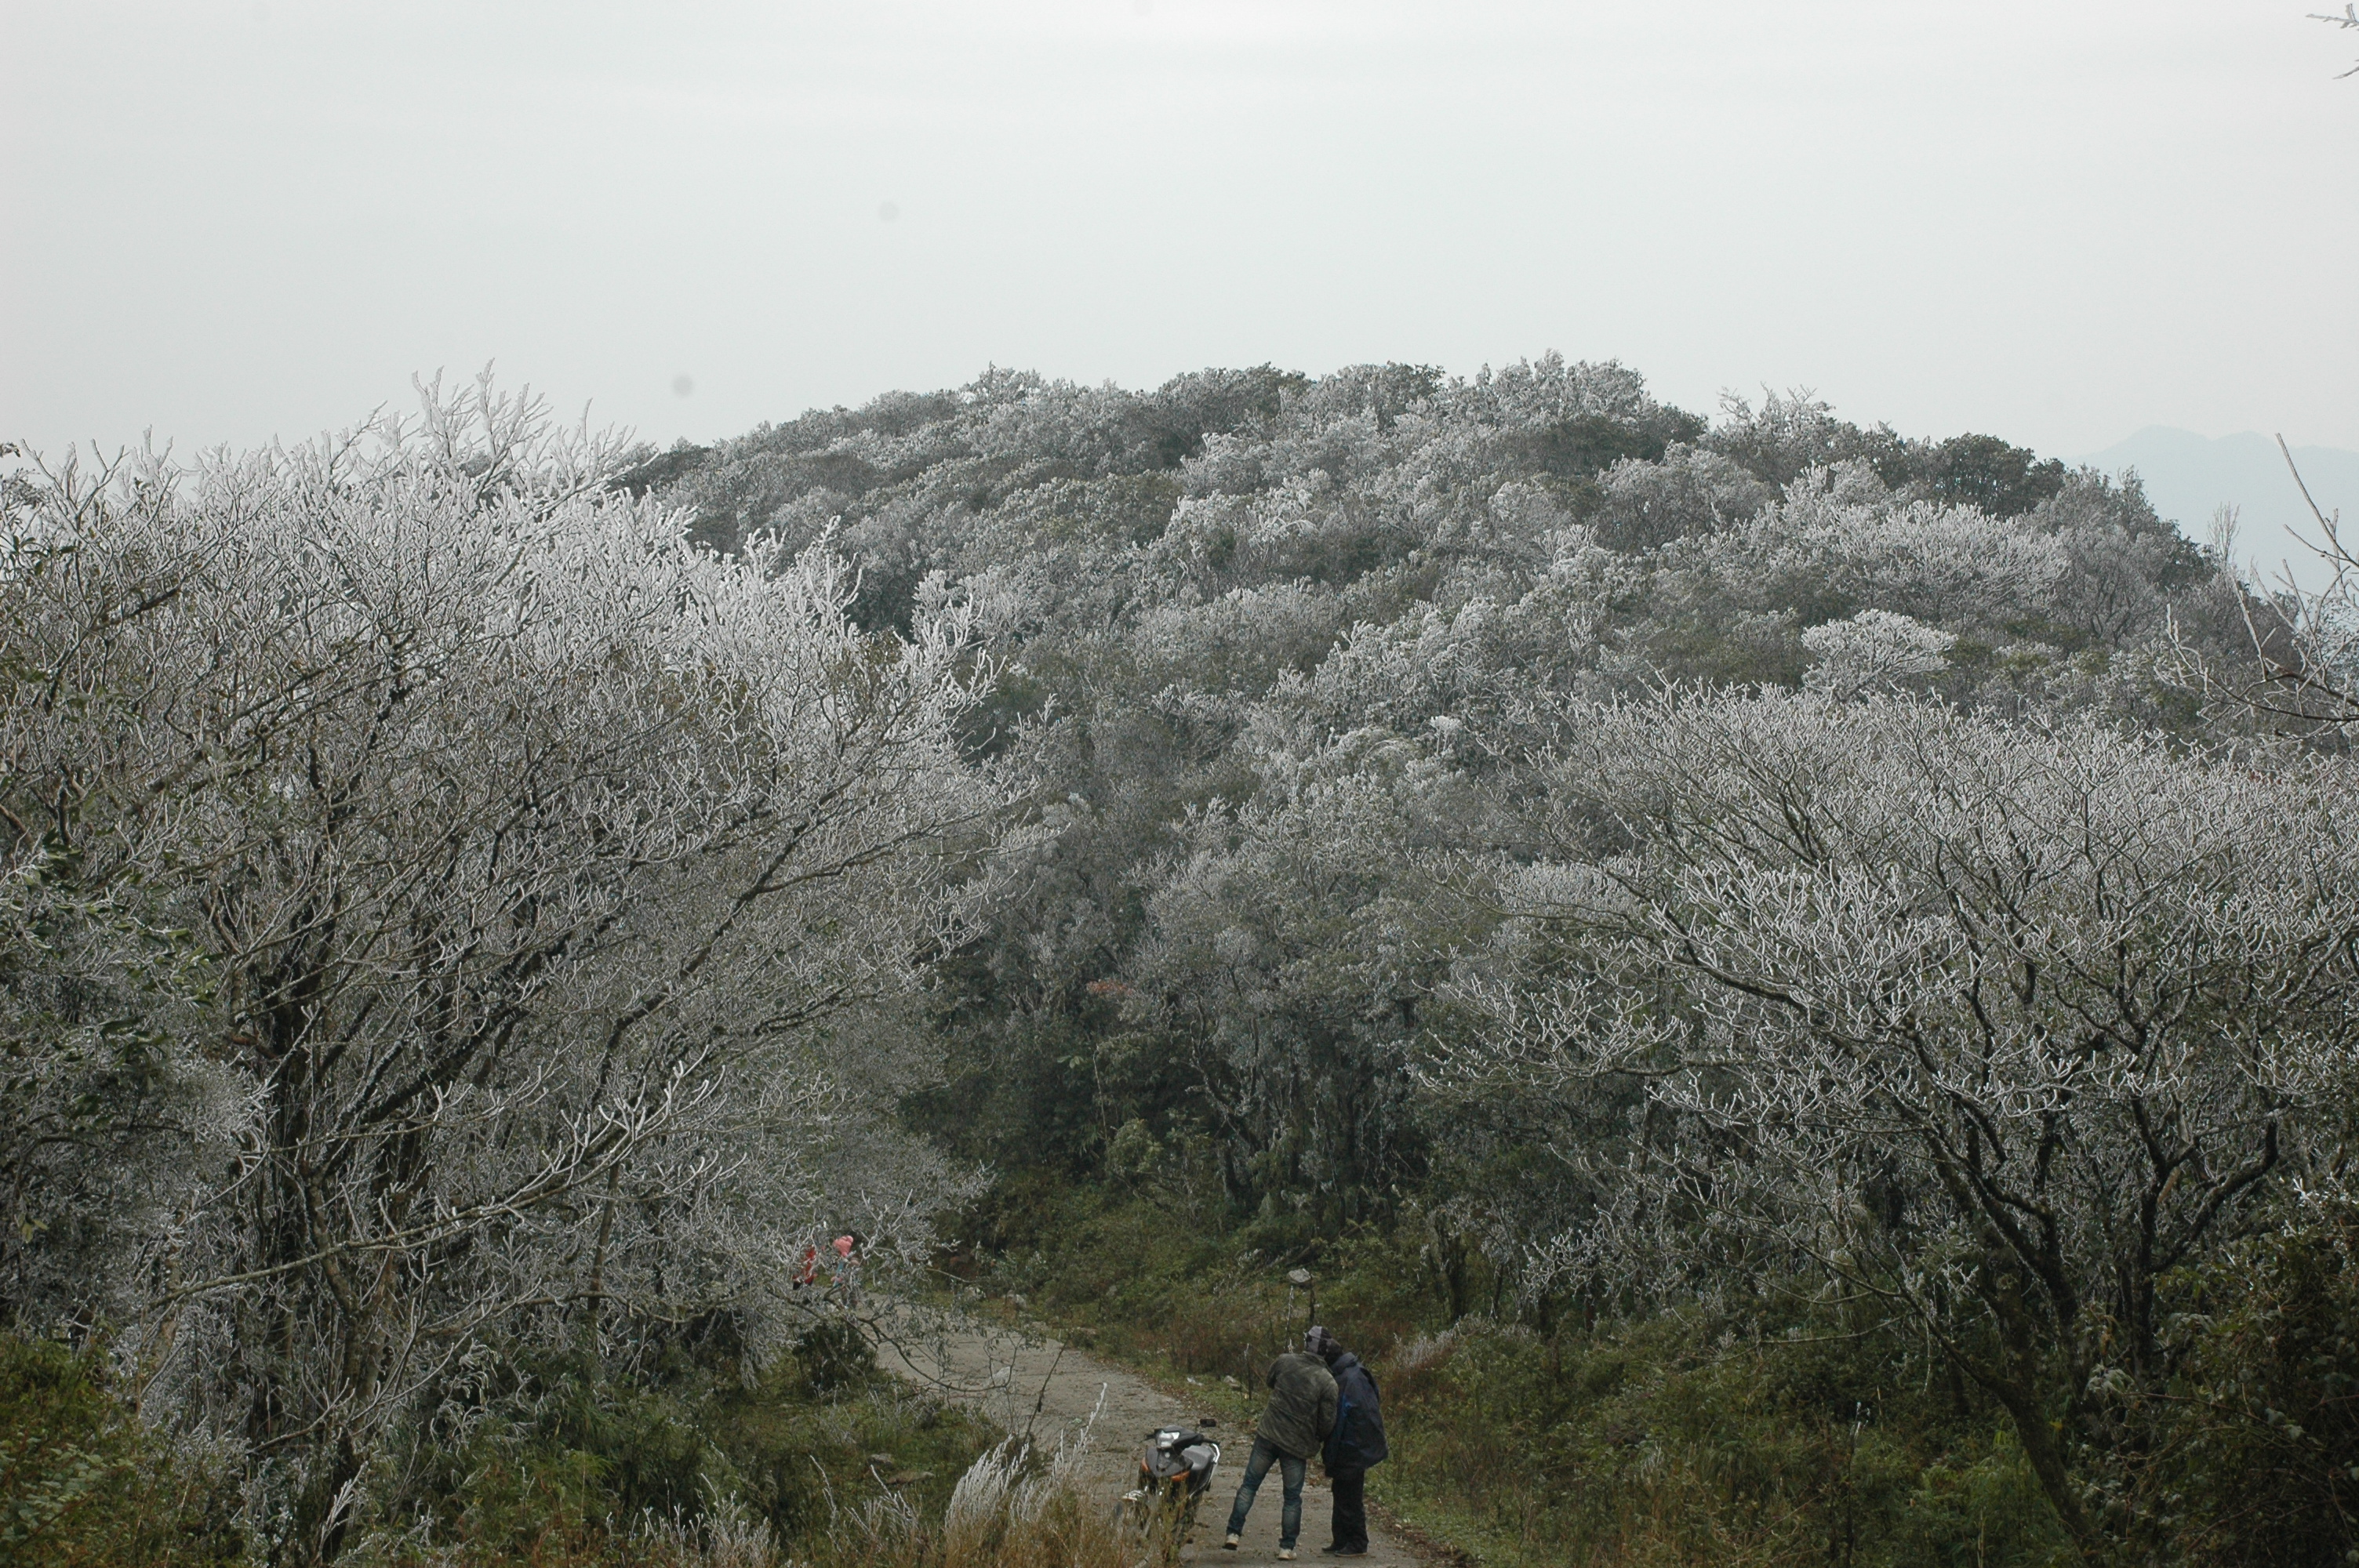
[
  {"xmin": 2133, "ymin": 1211, "xmax": 2359, "ymax": 1564},
  {"xmin": 0, "ymin": 1334, "xmax": 245, "ymax": 1567},
  {"xmin": 351, "ymin": 1334, "xmax": 998, "ymax": 1567}
]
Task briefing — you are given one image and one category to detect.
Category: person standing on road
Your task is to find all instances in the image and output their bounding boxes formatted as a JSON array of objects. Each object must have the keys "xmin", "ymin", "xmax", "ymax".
[
  {"xmin": 1222, "ymin": 1329, "xmax": 1339, "ymax": 1560},
  {"xmin": 1311, "ymin": 1327, "xmax": 1388, "ymax": 1557}
]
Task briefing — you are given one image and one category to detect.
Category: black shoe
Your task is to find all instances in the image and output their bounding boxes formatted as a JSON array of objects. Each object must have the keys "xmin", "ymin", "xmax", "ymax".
[{"xmin": 1321, "ymin": 1548, "xmax": 1368, "ymax": 1557}]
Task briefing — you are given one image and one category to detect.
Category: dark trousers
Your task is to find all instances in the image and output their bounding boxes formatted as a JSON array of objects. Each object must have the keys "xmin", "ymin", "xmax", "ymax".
[
  {"xmin": 1224, "ymin": 1436, "xmax": 1307, "ymax": 1548},
  {"xmin": 1329, "ymin": 1467, "xmax": 1369, "ymax": 1552}
]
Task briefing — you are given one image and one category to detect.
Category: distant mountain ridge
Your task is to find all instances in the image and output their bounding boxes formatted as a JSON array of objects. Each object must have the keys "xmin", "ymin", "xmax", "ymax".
[{"xmin": 2075, "ymin": 426, "xmax": 2358, "ymax": 590}]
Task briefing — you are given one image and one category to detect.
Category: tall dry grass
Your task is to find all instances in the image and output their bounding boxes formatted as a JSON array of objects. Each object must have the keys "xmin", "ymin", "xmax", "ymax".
[
  {"xmin": 619, "ymin": 1430, "xmax": 1170, "ymax": 1568},
  {"xmin": 346, "ymin": 1427, "xmax": 1169, "ymax": 1568}
]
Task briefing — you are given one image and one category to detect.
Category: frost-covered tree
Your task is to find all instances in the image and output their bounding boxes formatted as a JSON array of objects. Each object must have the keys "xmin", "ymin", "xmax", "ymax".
[
  {"xmin": 0, "ymin": 380, "xmax": 994, "ymax": 1562},
  {"xmin": 1121, "ymin": 723, "xmax": 1491, "ymax": 1210},
  {"xmin": 1436, "ymin": 690, "xmax": 2359, "ymax": 1553},
  {"xmin": 1801, "ymin": 608, "xmax": 1954, "ymax": 698},
  {"xmin": 2179, "ymin": 439, "xmax": 2359, "ymax": 739}
]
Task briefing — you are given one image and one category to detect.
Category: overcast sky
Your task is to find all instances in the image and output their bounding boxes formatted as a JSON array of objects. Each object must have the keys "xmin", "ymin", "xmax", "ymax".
[{"xmin": 4, "ymin": 2, "xmax": 2354, "ymax": 463}]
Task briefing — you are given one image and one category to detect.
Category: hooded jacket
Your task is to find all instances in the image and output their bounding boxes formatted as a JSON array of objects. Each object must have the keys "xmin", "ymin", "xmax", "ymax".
[
  {"xmin": 1254, "ymin": 1350, "xmax": 1339, "ymax": 1461},
  {"xmin": 1321, "ymin": 1352, "xmax": 1388, "ymax": 1472}
]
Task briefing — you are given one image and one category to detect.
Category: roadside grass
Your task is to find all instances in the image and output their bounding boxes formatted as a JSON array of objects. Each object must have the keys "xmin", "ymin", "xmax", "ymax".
[
  {"xmin": 2, "ymin": 1318, "xmax": 1168, "ymax": 1568},
  {"xmin": 348, "ymin": 1428, "xmax": 1167, "ymax": 1568},
  {"xmin": 347, "ymin": 1323, "xmax": 1008, "ymax": 1567}
]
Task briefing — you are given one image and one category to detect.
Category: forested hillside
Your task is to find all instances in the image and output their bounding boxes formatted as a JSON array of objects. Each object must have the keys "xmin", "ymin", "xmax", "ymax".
[
  {"xmin": 634, "ymin": 354, "xmax": 2240, "ymax": 1207},
  {"xmin": 5, "ymin": 358, "xmax": 2354, "ymax": 1566}
]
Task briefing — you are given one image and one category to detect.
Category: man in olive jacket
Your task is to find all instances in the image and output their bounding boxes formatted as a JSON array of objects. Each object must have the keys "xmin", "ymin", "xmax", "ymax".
[
  {"xmin": 1222, "ymin": 1330, "xmax": 1338, "ymax": 1559},
  {"xmin": 1314, "ymin": 1328, "xmax": 1387, "ymax": 1556}
]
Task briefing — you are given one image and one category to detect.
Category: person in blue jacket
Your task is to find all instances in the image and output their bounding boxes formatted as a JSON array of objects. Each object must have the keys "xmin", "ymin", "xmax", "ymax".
[{"xmin": 1309, "ymin": 1326, "xmax": 1387, "ymax": 1556}]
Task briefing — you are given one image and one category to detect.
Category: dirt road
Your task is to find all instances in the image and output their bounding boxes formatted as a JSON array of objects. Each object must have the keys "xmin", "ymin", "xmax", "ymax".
[{"xmin": 872, "ymin": 1308, "xmax": 1422, "ymax": 1566}]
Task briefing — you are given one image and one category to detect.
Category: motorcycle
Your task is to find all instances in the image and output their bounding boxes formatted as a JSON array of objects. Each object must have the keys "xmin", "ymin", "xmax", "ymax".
[{"xmin": 1122, "ymin": 1425, "xmax": 1222, "ymax": 1544}]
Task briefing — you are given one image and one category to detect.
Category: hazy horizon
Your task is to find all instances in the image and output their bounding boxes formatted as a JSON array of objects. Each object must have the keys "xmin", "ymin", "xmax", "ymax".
[{"xmin": 5, "ymin": 2, "xmax": 2355, "ymax": 465}]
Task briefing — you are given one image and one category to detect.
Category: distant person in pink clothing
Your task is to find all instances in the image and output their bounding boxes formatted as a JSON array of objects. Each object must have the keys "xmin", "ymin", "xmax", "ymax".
[
  {"xmin": 831, "ymin": 1231, "xmax": 863, "ymax": 1305},
  {"xmin": 794, "ymin": 1231, "xmax": 862, "ymax": 1299}
]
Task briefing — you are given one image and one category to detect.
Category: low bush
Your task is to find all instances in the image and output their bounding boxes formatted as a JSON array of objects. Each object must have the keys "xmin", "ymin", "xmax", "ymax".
[
  {"xmin": 1373, "ymin": 1314, "xmax": 2069, "ymax": 1568},
  {"xmin": 350, "ymin": 1327, "xmax": 1001, "ymax": 1566},
  {"xmin": 1, "ymin": 1311, "xmax": 1172, "ymax": 1568},
  {"xmin": 2128, "ymin": 1210, "xmax": 2359, "ymax": 1564},
  {"xmin": 0, "ymin": 1334, "xmax": 245, "ymax": 1567},
  {"xmin": 355, "ymin": 1419, "xmax": 1165, "ymax": 1568}
]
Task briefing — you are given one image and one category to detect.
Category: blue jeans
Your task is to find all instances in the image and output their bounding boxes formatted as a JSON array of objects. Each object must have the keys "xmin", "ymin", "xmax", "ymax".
[{"xmin": 1223, "ymin": 1436, "xmax": 1307, "ymax": 1548}]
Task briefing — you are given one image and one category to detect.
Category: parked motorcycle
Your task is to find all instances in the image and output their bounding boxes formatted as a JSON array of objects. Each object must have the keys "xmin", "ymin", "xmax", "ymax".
[{"xmin": 1123, "ymin": 1425, "xmax": 1221, "ymax": 1544}]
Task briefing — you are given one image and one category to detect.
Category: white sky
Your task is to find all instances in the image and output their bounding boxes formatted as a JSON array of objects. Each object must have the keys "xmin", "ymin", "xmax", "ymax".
[{"xmin": 4, "ymin": 2, "xmax": 2354, "ymax": 462}]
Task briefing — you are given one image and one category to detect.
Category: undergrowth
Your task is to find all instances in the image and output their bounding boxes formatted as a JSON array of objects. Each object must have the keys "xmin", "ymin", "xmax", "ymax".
[
  {"xmin": 0, "ymin": 1334, "xmax": 246, "ymax": 1567},
  {"xmin": 2, "ymin": 1317, "xmax": 1166, "ymax": 1568},
  {"xmin": 9, "ymin": 1186, "xmax": 2346, "ymax": 1566},
  {"xmin": 946, "ymin": 1174, "xmax": 2357, "ymax": 1568},
  {"xmin": 346, "ymin": 1319, "xmax": 1001, "ymax": 1567}
]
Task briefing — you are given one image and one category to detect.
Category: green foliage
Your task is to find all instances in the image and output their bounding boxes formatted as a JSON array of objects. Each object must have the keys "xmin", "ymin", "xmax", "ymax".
[
  {"xmin": 1405, "ymin": 1319, "xmax": 2077, "ymax": 1568},
  {"xmin": 1913, "ymin": 433, "xmax": 2068, "ymax": 517},
  {"xmin": 355, "ymin": 1334, "xmax": 997, "ymax": 1566},
  {"xmin": 952, "ymin": 1177, "xmax": 1353, "ymax": 1379},
  {"xmin": 0, "ymin": 1334, "xmax": 245, "ymax": 1567},
  {"xmin": 2128, "ymin": 1212, "xmax": 2359, "ymax": 1564}
]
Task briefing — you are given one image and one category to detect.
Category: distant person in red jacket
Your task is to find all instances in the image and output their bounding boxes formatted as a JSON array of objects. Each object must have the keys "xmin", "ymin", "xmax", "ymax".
[{"xmin": 794, "ymin": 1232, "xmax": 862, "ymax": 1295}]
